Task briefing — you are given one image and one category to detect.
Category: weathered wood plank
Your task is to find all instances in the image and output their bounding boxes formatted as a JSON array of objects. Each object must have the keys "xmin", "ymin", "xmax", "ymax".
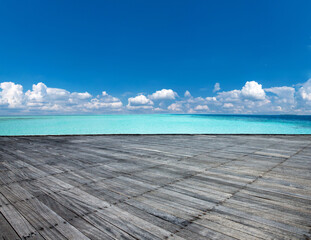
[
  {"xmin": 0, "ymin": 212, "xmax": 20, "ymax": 240},
  {"xmin": 0, "ymin": 135, "xmax": 311, "ymax": 240}
]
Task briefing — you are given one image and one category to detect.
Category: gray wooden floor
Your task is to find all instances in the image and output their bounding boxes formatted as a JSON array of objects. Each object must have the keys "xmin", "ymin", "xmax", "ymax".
[{"xmin": 0, "ymin": 135, "xmax": 311, "ymax": 240}]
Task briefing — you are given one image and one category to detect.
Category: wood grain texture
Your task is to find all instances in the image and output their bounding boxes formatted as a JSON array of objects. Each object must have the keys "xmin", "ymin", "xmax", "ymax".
[{"xmin": 0, "ymin": 135, "xmax": 310, "ymax": 239}]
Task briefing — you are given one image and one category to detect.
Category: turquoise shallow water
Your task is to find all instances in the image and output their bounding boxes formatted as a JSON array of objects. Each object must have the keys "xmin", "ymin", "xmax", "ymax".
[{"xmin": 0, "ymin": 114, "xmax": 311, "ymax": 135}]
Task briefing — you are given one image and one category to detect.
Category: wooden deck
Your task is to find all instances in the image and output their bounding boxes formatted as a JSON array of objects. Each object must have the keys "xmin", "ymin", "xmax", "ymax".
[{"xmin": 0, "ymin": 135, "xmax": 311, "ymax": 240}]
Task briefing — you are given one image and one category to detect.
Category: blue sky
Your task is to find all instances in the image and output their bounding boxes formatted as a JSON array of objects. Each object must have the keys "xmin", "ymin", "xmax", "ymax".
[{"xmin": 0, "ymin": 0, "xmax": 311, "ymax": 114}]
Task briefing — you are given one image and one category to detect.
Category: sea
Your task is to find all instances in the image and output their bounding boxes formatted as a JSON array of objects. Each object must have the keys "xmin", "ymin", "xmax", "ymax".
[{"xmin": 0, "ymin": 114, "xmax": 311, "ymax": 135}]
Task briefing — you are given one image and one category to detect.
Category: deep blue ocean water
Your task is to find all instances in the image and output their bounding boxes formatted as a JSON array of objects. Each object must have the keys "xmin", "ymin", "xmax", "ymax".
[{"xmin": 0, "ymin": 114, "xmax": 311, "ymax": 135}]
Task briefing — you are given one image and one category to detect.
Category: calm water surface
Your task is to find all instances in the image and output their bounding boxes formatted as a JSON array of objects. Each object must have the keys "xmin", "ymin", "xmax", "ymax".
[{"xmin": 0, "ymin": 114, "xmax": 311, "ymax": 135}]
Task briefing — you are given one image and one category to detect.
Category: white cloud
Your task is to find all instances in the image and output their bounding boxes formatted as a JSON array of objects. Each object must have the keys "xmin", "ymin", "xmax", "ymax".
[
  {"xmin": 46, "ymin": 87, "xmax": 70, "ymax": 100},
  {"xmin": 127, "ymin": 105, "xmax": 153, "ymax": 110},
  {"xmin": 149, "ymin": 89, "xmax": 177, "ymax": 100},
  {"xmin": 295, "ymin": 79, "xmax": 311, "ymax": 111},
  {"xmin": 194, "ymin": 105, "xmax": 209, "ymax": 111},
  {"xmin": 266, "ymin": 86, "xmax": 295, "ymax": 101},
  {"xmin": 26, "ymin": 82, "xmax": 90, "ymax": 108},
  {"xmin": 128, "ymin": 95, "xmax": 153, "ymax": 106},
  {"xmin": 265, "ymin": 86, "xmax": 295, "ymax": 109},
  {"xmin": 213, "ymin": 83, "xmax": 220, "ymax": 92},
  {"xmin": 184, "ymin": 90, "xmax": 191, "ymax": 97},
  {"xmin": 298, "ymin": 78, "xmax": 311, "ymax": 101},
  {"xmin": 168, "ymin": 103, "xmax": 182, "ymax": 112},
  {"xmin": 0, "ymin": 82, "xmax": 24, "ymax": 108},
  {"xmin": 101, "ymin": 95, "xmax": 120, "ymax": 103},
  {"xmin": 241, "ymin": 81, "xmax": 266, "ymax": 100},
  {"xmin": 154, "ymin": 107, "xmax": 165, "ymax": 112},
  {"xmin": 214, "ymin": 81, "xmax": 269, "ymax": 113},
  {"xmin": 215, "ymin": 81, "xmax": 267, "ymax": 108},
  {"xmin": 41, "ymin": 104, "xmax": 63, "ymax": 111},
  {"xmin": 0, "ymin": 81, "xmax": 122, "ymax": 113},
  {"xmin": 70, "ymin": 92, "xmax": 92, "ymax": 100},
  {"xmin": 223, "ymin": 103, "xmax": 234, "ymax": 108},
  {"xmin": 127, "ymin": 94, "xmax": 154, "ymax": 110},
  {"xmin": 2, "ymin": 79, "xmax": 311, "ymax": 114},
  {"xmin": 187, "ymin": 97, "xmax": 205, "ymax": 103},
  {"xmin": 84, "ymin": 91, "xmax": 122, "ymax": 110},
  {"xmin": 25, "ymin": 82, "xmax": 47, "ymax": 102},
  {"xmin": 206, "ymin": 97, "xmax": 217, "ymax": 102},
  {"xmin": 84, "ymin": 99, "xmax": 122, "ymax": 110},
  {"xmin": 217, "ymin": 90, "xmax": 241, "ymax": 102}
]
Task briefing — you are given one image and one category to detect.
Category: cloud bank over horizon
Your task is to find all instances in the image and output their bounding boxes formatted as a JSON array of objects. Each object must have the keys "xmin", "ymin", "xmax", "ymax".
[{"xmin": 1, "ymin": 79, "xmax": 311, "ymax": 115}]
